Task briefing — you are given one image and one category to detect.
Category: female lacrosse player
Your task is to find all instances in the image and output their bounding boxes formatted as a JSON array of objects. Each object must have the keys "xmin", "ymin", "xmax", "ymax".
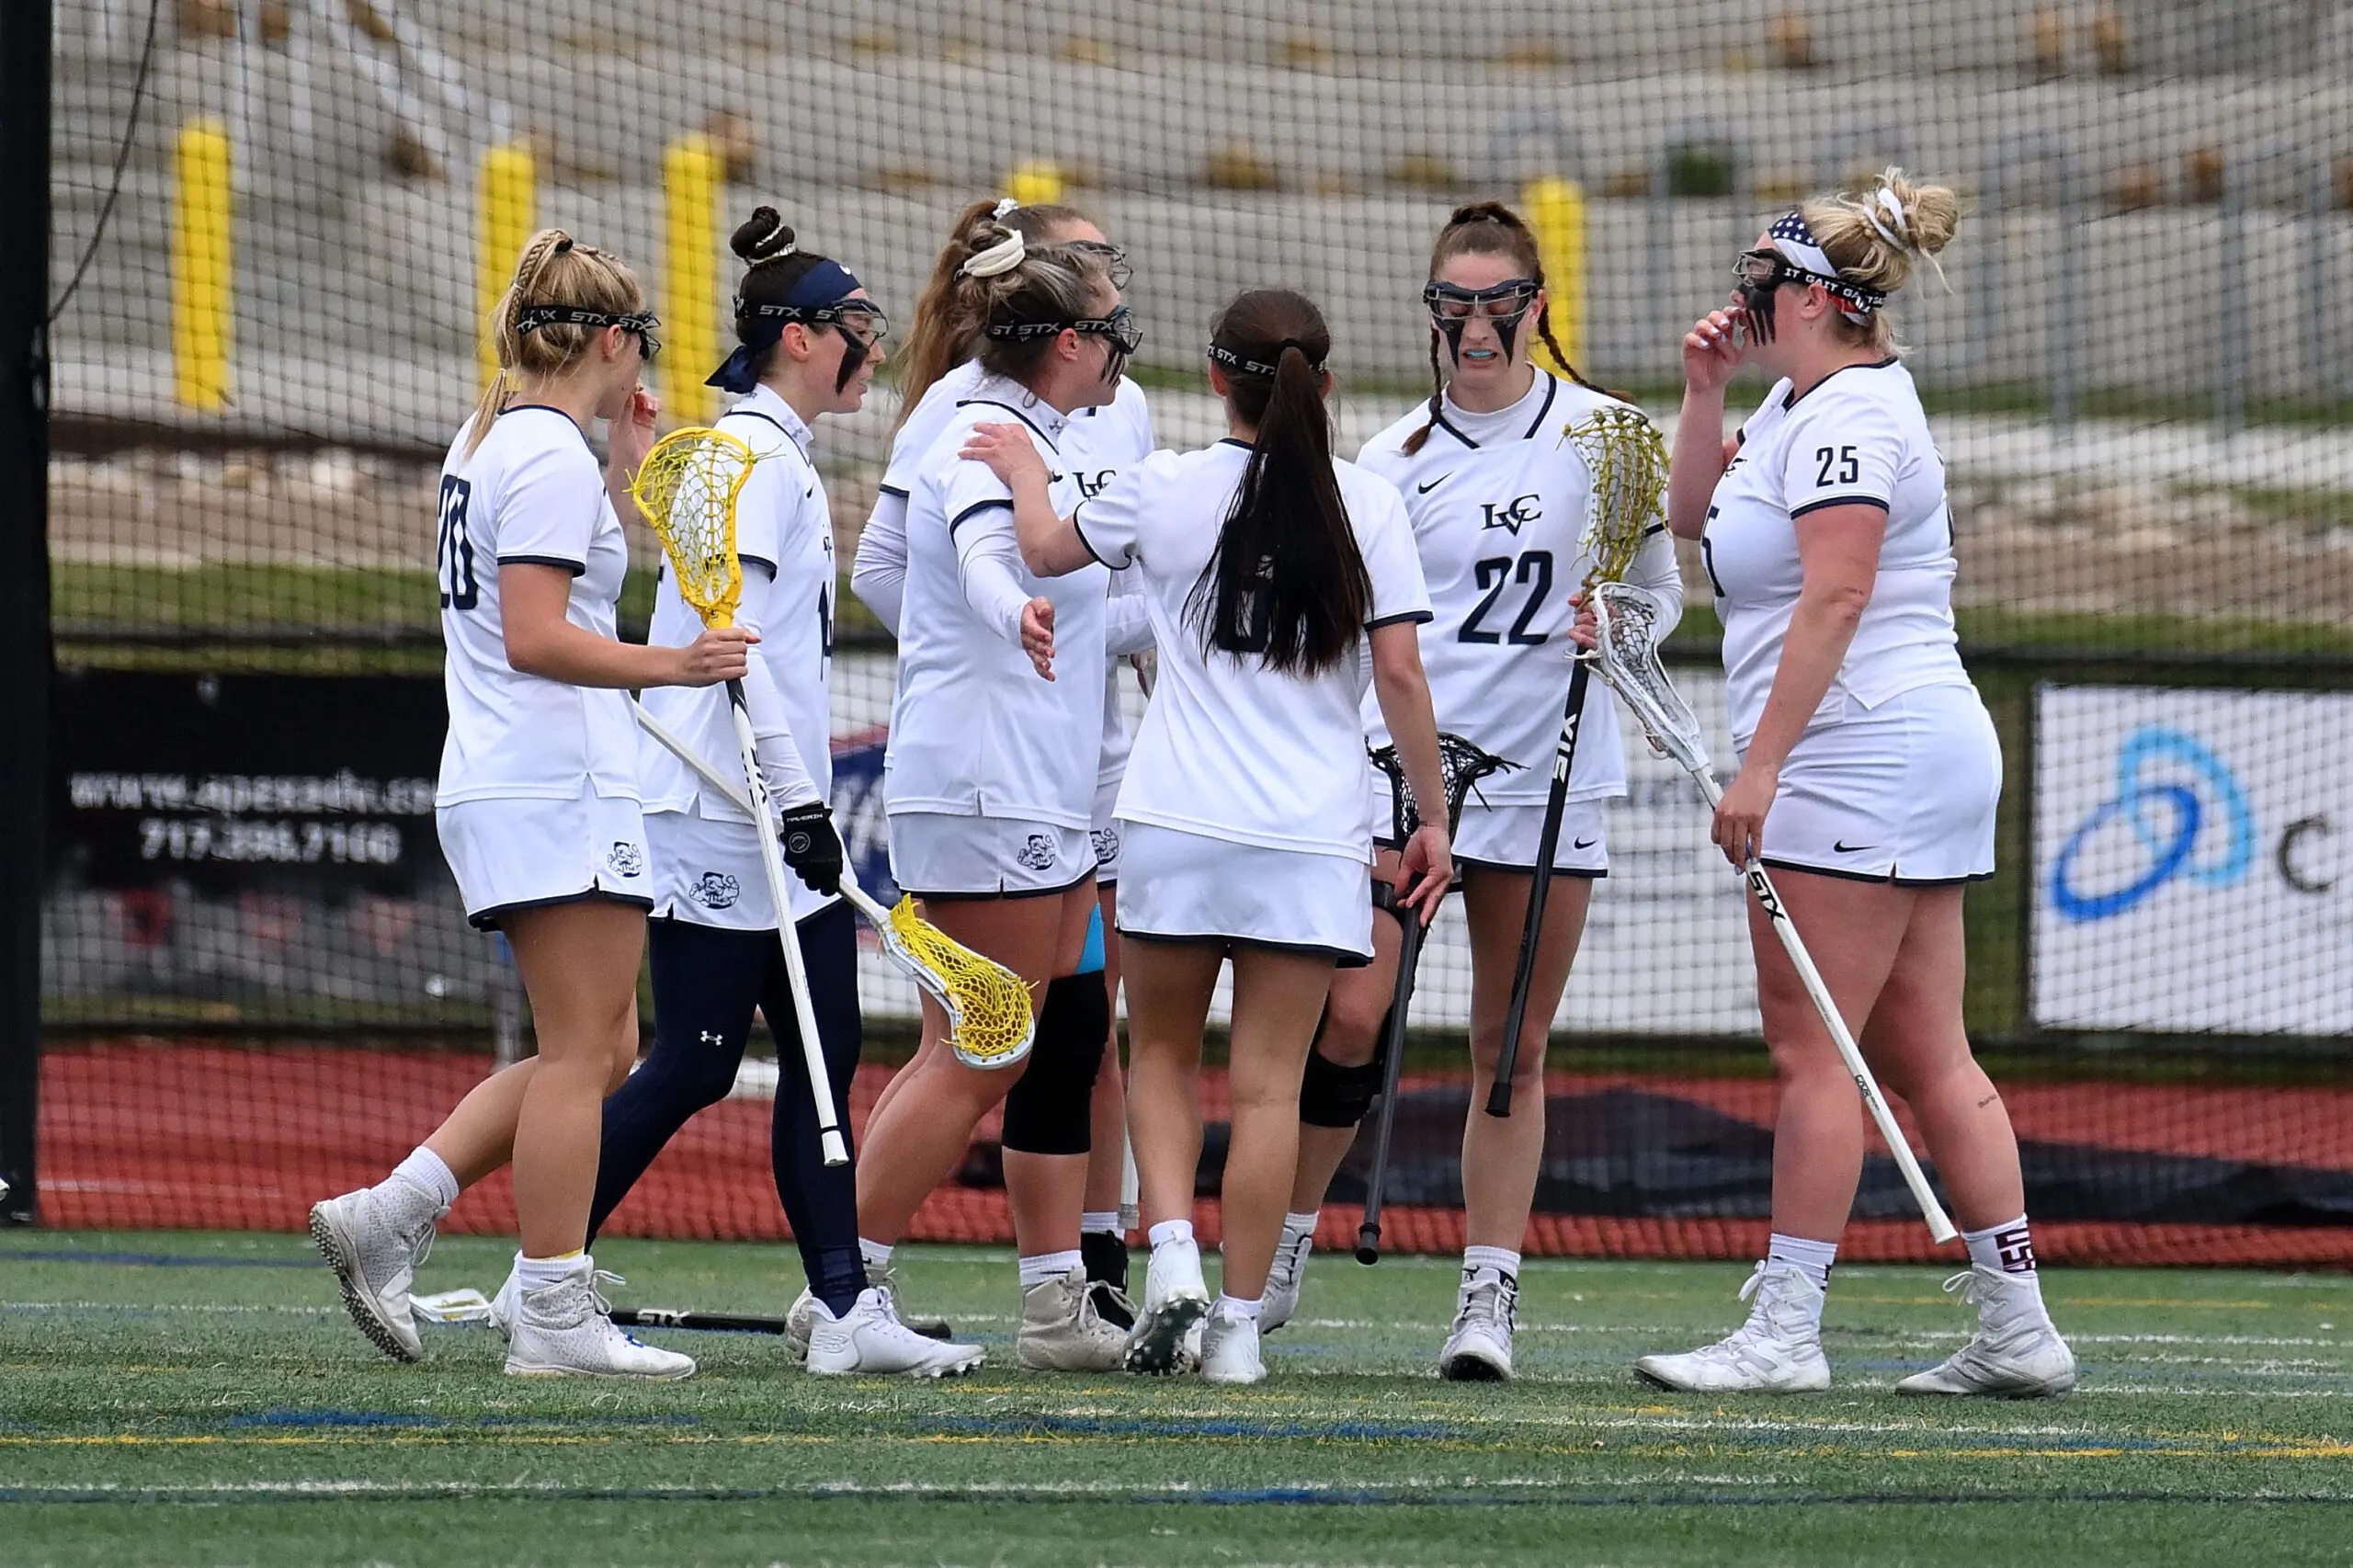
[
  {"xmin": 965, "ymin": 288, "xmax": 1451, "ymax": 1385},
  {"xmin": 311, "ymin": 229, "xmax": 744, "ymax": 1379},
  {"xmin": 851, "ymin": 199, "xmax": 1153, "ymax": 1336},
  {"xmin": 564, "ymin": 209, "xmax": 975, "ymax": 1378},
  {"xmin": 1257, "ymin": 202, "xmax": 1685, "ymax": 1381},
  {"xmin": 850, "ymin": 214, "xmax": 1141, "ymax": 1371},
  {"xmin": 1631, "ymin": 171, "xmax": 2074, "ymax": 1396}
]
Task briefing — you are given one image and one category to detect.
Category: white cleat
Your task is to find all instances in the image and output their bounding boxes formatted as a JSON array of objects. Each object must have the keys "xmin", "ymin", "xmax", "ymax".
[
  {"xmin": 1897, "ymin": 1267, "xmax": 2078, "ymax": 1398},
  {"xmin": 1634, "ymin": 1260, "xmax": 1832, "ymax": 1393},
  {"xmin": 870, "ymin": 1259, "xmax": 956, "ymax": 1340},
  {"xmin": 1017, "ymin": 1267, "xmax": 1130, "ymax": 1372},
  {"xmin": 1438, "ymin": 1267, "xmax": 1518, "ymax": 1382},
  {"xmin": 807, "ymin": 1288, "xmax": 984, "ymax": 1378},
  {"xmin": 484, "ymin": 1264, "xmax": 521, "ymax": 1343},
  {"xmin": 310, "ymin": 1180, "xmax": 445, "ymax": 1363},
  {"xmin": 503, "ymin": 1258, "xmax": 697, "ymax": 1381},
  {"xmin": 1260, "ymin": 1224, "xmax": 1313, "ymax": 1335},
  {"xmin": 1198, "ymin": 1309, "xmax": 1267, "ymax": 1385},
  {"xmin": 1125, "ymin": 1238, "xmax": 1211, "ymax": 1376}
]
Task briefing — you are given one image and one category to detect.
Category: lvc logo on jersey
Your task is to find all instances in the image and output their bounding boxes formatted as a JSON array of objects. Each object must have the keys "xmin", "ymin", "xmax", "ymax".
[
  {"xmin": 689, "ymin": 871, "xmax": 741, "ymax": 910},
  {"xmin": 1480, "ymin": 494, "xmax": 1542, "ymax": 534},
  {"xmin": 1074, "ymin": 468, "xmax": 1117, "ymax": 500}
]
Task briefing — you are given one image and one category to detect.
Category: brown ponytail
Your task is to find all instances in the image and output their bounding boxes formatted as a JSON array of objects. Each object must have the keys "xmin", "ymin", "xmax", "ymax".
[
  {"xmin": 1186, "ymin": 290, "xmax": 1370, "ymax": 677},
  {"xmin": 893, "ymin": 198, "xmax": 1099, "ymax": 432},
  {"xmin": 1401, "ymin": 199, "xmax": 1597, "ymax": 457}
]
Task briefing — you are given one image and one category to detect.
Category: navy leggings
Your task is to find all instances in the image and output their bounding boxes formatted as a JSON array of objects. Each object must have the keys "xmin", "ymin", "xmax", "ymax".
[{"xmin": 587, "ymin": 900, "xmax": 864, "ymax": 1313}]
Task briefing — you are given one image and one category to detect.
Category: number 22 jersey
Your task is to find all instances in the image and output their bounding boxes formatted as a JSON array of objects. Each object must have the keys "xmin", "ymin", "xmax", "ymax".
[{"xmin": 1355, "ymin": 372, "xmax": 1683, "ymax": 807}]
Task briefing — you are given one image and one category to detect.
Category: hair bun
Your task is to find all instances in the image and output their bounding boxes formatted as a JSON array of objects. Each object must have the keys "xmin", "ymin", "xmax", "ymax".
[
  {"xmin": 1872, "ymin": 168, "xmax": 1958, "ymax": 259},
  {"xmin": 730, "ymin": 206, "xmax": 797, "ymax": 266},
  {"xmin": 1448, "ymin": 199, "xmax": 1523, "ymax": 230}
]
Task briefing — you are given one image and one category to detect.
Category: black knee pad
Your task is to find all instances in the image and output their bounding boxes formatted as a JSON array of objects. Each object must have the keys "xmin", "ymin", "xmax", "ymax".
[
  {"xmin": 1299, "ymin": 1043, "xmax": 1385, "ymax": 1129},
  {"xmin": 1000, "ymin": 973, "xmax": 1110, "ymax": 1155}
]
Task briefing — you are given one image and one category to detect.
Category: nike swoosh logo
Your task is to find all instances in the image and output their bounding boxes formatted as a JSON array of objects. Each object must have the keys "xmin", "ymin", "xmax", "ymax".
[
  {"xmin": 1417, "ymin": 475, "xmax": 1452, "ymax": 494},
  {"xmin": 1572, "ymin": 836, "xmax": 1598, "ymax": 850},
  {"xmin": 1833, "ymin": 839, "xmax": 1876, "ymax": 853}
]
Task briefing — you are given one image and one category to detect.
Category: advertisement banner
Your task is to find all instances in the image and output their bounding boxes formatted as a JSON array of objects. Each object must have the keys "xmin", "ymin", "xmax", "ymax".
[{"xmin": 2031, "ymin": 685, "xmax": 2353, "ymax": 1036}]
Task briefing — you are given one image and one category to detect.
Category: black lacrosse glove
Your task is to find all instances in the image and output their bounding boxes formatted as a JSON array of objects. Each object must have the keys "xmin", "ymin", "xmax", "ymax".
[{"xmin": 777, "ymin": 801, "xmax": 845, "ymax": 895}]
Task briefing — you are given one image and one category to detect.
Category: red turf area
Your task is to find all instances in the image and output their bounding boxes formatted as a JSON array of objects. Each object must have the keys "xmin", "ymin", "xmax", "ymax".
[{"xmin": 35, "ymin": 1041, "xmax": 2353, "ymax": 1267}]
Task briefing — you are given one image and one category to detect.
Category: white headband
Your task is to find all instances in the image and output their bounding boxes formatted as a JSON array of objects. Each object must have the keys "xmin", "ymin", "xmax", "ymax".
[
  {"xmin": 960, "ymin": 229, "xmax": 1027, "ymax": 278},
  {"xmin": 992, "ymin": 197, "xmax": 1019, "ymax": 221}
]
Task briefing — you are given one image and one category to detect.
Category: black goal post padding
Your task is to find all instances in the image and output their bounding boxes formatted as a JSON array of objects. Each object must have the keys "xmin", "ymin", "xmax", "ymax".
[{"xmin": 0, "ymin": 0, "xmax": 52, "ymax": 1226}]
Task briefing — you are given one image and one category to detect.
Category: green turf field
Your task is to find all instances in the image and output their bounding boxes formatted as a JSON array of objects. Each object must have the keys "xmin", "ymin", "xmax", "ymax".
[{"xmin": 5, "ymin": 1232, "xmax": 2351, "ymax": 1566}]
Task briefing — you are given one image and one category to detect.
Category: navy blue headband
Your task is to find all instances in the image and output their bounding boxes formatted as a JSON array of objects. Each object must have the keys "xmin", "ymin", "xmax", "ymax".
[{"xmin": 706, "ymin": 258, "xmax": 865, "ymax": 392}]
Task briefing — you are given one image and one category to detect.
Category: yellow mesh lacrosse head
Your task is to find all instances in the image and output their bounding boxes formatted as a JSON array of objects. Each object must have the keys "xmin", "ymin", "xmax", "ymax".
[
  {"xmin": 630, "ymin": 426, "xmax": 755, "ymax": 629},
  {"xmin": 1564, "ymin": 406, "xmax": 1670, "ymax": 585},
  {"xmin": 882, "ymin": 895, "xmax": 1035, "ymax": 1069}
]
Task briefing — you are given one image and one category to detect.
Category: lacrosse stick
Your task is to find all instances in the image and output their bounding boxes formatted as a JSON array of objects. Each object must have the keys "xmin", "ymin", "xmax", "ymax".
[
  {"xmin": 631, "ymin": 427, "xmax": 850, "ymax": 1165},
  {"xmin": 1356, "ymin": 733, "xmax": 1519, "ymax": 1265},
  {"xmin": 1586, "ymin": 581, "xmax": 1959, "ymax": 1244},
  {"xmin": 631, "ymin": 699, "xmax": 1034, "ymax": 1071},
  {"xmin": 1488, "ymin": 406, "xmax": 1670, "ymax": 1119}
]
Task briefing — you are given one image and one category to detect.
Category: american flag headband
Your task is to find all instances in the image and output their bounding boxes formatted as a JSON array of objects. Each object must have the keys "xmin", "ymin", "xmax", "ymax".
[{"xmin": 1752, "ymin": 212, "xmax": 1886, "ymax": 321}]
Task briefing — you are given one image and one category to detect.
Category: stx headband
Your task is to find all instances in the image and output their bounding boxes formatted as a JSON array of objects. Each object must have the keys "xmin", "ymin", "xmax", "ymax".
[
  {"xmin": 516, "ymin": 304, "xmax": 661, "ymax": 361},
  {"xmin": 1207, "ymin": 340, "xmax": 1325, "ymax": 379}
]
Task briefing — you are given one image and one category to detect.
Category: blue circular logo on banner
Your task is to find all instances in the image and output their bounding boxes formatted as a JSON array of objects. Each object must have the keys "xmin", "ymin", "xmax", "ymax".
[{"xmin": 2049, "ymin": 725, "xmax": 2254, "ymax": 923}]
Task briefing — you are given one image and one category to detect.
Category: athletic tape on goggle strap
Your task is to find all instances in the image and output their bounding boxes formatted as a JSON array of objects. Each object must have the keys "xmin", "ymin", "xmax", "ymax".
[{"xmin": 1207, "ymin": 341, "xmax": 1324, "ymax": 379}]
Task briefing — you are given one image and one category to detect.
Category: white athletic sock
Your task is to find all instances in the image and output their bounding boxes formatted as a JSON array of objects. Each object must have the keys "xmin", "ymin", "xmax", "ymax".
[
  {"xmin": 514, "ymin": 1251, "xmax": 585, "ymax": 1293},
  {"xmin": 1767, "ymin": 1233, "xmax": 1838, "ymax": 1291},
  {"xmin": 1282, "ymin": 1210, "xmax": 1320, "ymax": 1240},
  {"xmin": 390, "ymin": 1147, "xmax": 458, "ymax": 1210},
  {"xmin": 1212, "ymin": 1292, "xmax": 1261, "ymax": 1322},
  {"xmin": 1963, "ymin": 1216, "xmax": 2049, "ymax": 1315},
  {"xmin": 1462, "ymin": 1244, "xmax": 1521, "ymax": 1281},
  {"xmin": 1079, "ymin": 1211, "xmax": 1122, "ymax": 1237},
  {"xmin": 858, "ymin": 1238, "xmax": 893, "ymax": 1272},
  {"xmin": 1147, "ymin": 1219, "xmax": 1195, "ymax": 1252},
  {"xmin": 1017, "ymin": 1249, "xmax": 1083, "ymax": 1289}
]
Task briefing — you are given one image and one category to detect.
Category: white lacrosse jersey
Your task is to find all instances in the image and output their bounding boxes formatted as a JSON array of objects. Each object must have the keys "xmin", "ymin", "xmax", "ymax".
[
  {"xmin": 434, "ymin": 404, "xmax": 640, "ymax": 805},
  {"xmin": 1702, "ymin": 358, "xmax": 1969, "ymax": 745},
  {"xmin": 1076, "ymin": 440, "xmax": 1432, "ymax": 859},
  {"xmin": 884, "ymin": 373, "xmax": 1108, "ymax": 829},
  {"xmin": 1355, "ymin": 373, "xmax": 1683, "ymax": 806},
  {"xmin": 637, "ymin": 385, "xmax": 836, "ymax": 920},
  {"xmin": 860, "ymin": 361, "xmax": 1154, "ymax": 633}
]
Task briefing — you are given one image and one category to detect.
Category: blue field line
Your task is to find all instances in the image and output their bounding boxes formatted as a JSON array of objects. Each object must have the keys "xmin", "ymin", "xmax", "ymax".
[{"xmin": 0, "ymin": 1249, "xmax": 313, "ymax": 1269}]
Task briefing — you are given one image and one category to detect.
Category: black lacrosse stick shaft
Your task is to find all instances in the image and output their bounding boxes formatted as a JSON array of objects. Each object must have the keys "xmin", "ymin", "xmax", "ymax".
[
  {"xmin": 1354, "ymin": 894, "xmax": 1427, "ymax": 1265},
  {"xmin": 1486, "ymin": 658, "xmax": 1591, "ymax": 1119}
]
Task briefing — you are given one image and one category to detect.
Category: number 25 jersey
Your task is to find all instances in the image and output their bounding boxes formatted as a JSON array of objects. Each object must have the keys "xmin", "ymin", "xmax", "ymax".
[
  {"xmin": 1701, "ymin": 358, "xmax": 1967, "ymax": 748},
  {"xmin": 1356, "ymin": 373, "xmax": 1682, "ymax": 807}
]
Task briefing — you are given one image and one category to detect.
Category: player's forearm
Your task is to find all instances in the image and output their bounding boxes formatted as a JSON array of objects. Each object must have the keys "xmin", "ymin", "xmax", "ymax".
[
  {"xmin": 1743, "ymin": 587, "xmax": 1867, "ymax": 773},
  {"xmin": 505, "ymin": 615, "xmax": 681, "ymax": 689},
  {"xmin": 1666, "ymin": 389, "xmax": 1729, "ymax": 540},
  {"xmin": 1008, "ymin": 469, "xmax": 1091, "ymax": 578}
]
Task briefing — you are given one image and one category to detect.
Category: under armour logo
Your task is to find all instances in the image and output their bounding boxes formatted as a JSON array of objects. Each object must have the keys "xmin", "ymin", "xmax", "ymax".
[
  {"xmin": 1480, "ymin": 494, "xmax": 1542, "ymax": 534},
  {"xmin": 1994, "ymin": 1225, "xmax": 2037, "ymax": 1274},
  {"xmin": 699, "ymin": 1030, "xmax": 725, "ymax": 1047}
]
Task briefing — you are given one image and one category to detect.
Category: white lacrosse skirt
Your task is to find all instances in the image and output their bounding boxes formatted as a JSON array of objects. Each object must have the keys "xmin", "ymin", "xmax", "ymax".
[
  {"xmin": 1115, "ymin": 822, "xmax": 1375, "ymax": 966},
  {"xmin": 438, "ymin": 788, "xmax": 653, "ymax": 931},
  {"xmin": 887, "ymin": 811, "xmax": 1097, "ymax": 901},
  {"xmin": 643, "ymin": 809, "xmax": 843, "ymax": 931},
  {"xmin": 1752, "ymin": 681, "xmax": 2000, "ymax": 887},
  {"xmin": 1089, "ymin": 774, "xmax": 1126, "ymax": 887},
  {"xmin": 1370, "ymin": 778, "xmax": 1610, "ymax": 878}
]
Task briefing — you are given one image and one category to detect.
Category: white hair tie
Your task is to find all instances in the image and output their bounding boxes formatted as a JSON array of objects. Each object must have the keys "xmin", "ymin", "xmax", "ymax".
[
  {"xmin": 1860, "ymin": 188, "xmax": 1910, "ymax": 251},
  {"xmin": 992, "ymin": 197, "xmax": 1019, "ymax": 221},
  {"xmin": 960, "ymin": 229, "xmax": 1027, "ymax": 278}
]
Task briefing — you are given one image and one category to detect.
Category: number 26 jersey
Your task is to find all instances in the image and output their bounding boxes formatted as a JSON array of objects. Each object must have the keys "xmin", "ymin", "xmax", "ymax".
[{"xmin": 1356, "ymin": 372, "xmax": 1682, "ymax": 808}]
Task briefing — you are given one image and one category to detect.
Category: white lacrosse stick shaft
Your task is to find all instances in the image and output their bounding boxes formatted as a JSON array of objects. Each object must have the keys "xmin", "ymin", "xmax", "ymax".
[
  {"xmin": 639, "ymin": 698, "xmax": 848, "ymax": 1166},
  {"xmin": 1585, "ymin": 587, "xmax": 1957, "ymax": 1245}
]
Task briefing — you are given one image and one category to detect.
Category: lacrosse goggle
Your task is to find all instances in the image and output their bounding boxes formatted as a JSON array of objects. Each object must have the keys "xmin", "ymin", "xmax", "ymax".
[
  {"xmin": 984, "ymin": 303, "xmax": 1142, "ymax": 383},
  {"xmin": 1423, "ymin": 277, "xmax": 1539, "ymax": 362},
  {"xmin": 517, "ymin": 302, "xmax": 662, "ymax": 364},
  {"xmin": 1064, "ymin": 238, "xmax": 1131, "ymax": 290},
  {"xmin": 1732, "ymin": 246, "xmax": 1885, "ymax": 346},
  {"xmin": 710, "ymin": 269, "xmax": 891, "ymax": 395}
]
